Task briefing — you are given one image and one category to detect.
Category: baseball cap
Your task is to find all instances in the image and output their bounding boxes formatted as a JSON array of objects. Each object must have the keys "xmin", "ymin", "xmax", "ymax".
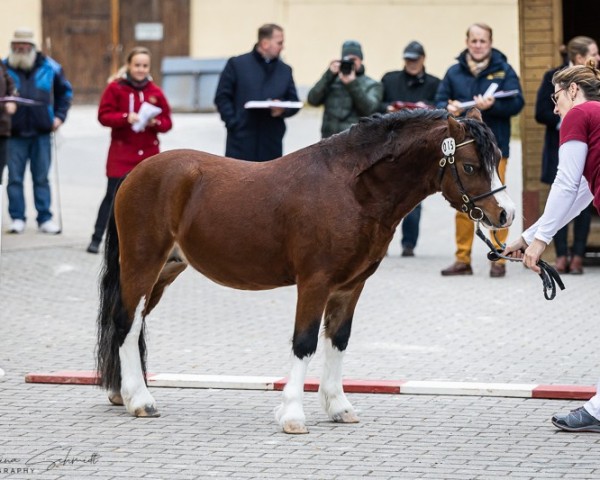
[{"xmin": 403, "ymin": 41, "xmax": 425, "ymax": 60}]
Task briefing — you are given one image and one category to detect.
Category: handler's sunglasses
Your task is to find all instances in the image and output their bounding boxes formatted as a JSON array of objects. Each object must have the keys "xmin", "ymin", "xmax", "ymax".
[{"xmin": 551, "ymin": 88, "xmax": 565, "ymax": 105}]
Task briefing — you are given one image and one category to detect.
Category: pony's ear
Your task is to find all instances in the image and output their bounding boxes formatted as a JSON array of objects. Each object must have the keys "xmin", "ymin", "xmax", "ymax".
[
  {"xmin": 447, "ymin": 115, "xmax": 464, "ymax": 141},
  {"xmin": 465, "ymin": 108, "xmax": 482, "ymax": 122}
]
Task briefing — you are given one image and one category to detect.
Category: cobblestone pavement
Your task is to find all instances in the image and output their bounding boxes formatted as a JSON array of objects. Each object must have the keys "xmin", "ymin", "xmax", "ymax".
[{"xmin": 1, "ymin": 107, "xmax": 599, "ymax": 479}]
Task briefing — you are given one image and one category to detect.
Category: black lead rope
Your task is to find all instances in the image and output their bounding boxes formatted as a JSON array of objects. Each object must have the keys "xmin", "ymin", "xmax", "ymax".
[{"xmin": 474, "ymin": 223, "xmax": 566, "ymax": 300}]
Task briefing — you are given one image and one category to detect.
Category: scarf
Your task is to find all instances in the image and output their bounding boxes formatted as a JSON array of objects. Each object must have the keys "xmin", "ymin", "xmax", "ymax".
[
  {"xmin": 466, "ymin": 53, "xmax": 490, "ymax": 77},
  {"xmin": 124, "ymin": 73, "xmax": 150, "ymax": 90}
]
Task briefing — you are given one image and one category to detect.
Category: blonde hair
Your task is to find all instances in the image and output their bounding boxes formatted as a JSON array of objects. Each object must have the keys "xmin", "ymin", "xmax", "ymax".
[
  {"xmin": 552, "ymin": 61, "xmax": 600, "ymax": 101},
  {"xmin": 566, "ymin": 36, "xmax": 596, "ymax": 64},
  {"xmin": 466, "ymin": 23, "xmax": 493, "ymax": 41},
  {"xmin": 108, "ymin": 46, "xmax": 152, "ymax": 83}
]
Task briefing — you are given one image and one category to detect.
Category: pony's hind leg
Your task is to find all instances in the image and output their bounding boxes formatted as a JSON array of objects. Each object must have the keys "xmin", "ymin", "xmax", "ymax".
[
  {"xmin": 119, "ymin": 297, "xmax": 159, "ymax": 417},
  {"xmin": 108, "ymin": 390, "xmax": 124, "ymax": 406},
  {"xmin": 319, "ymin": 285, "xmax": 364, "ymax": 424},
  {"xmin": 275, "ymin": 280, "xmax": 329, "ymax": 434}
]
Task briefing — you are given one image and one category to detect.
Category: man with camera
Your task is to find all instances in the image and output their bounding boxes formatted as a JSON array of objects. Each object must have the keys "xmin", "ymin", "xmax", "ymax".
[{"xmin": 307, "ymin": 40, "xmax": 382, "ymax": 138}]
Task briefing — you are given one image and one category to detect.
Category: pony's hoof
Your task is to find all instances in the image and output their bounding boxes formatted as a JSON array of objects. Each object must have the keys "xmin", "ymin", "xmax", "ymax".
[
  {"xmin": 332, "ymin": 410, "xmax": 359, "ymax": 423},
  {"xmin": 282, "ymin": 420, "xmax": 309, "ymax": 434},
  {"xmin": 134, "ymin": 405, "xmax": 161, "ymax": 417},
  {"xmin": 108, "ymin": 392, "xmax": 124, "ymax": 406}
]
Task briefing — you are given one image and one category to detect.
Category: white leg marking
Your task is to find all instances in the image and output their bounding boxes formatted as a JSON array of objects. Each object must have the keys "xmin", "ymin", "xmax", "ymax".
[
  {"xmin": 275, "ymin": 355, "xmax": 311, "ymax": 433},
  {"xmin": 119, "ymin": 298, "xmax": 158, "ymax": 417},
  {"xmin": 319, "ymin": 338, "xmax": 358, "ymax": 423},
  {"xmin": 491, "ymin": 170, "xmax": 515, "ymax": 227}
]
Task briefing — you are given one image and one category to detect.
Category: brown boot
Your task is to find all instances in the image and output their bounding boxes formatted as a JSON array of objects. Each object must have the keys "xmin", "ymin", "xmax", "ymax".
[
  {"xmin": 489, "ymin": 262, "xmax": 506, "ymax": 278},
  {"xmin": 441, "ymin": 261, "xmax": 472, "ymax": 276},
  {"xmin": 554, "ymin": 255, "xmax": 568, "ymax": 274},
  {"xmin": 569, "ymin": 255, "xmax": 584, "ymax": 275}
]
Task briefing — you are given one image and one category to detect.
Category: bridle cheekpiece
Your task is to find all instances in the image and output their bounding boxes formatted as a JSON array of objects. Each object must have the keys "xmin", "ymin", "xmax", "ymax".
[{"xmin": 439, "ymin": 136, "xmax": 506, "ymax": 222}]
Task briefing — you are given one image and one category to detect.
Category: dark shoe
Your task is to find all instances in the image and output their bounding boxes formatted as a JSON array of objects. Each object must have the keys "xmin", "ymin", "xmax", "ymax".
[
  {"xmin": 489, "ymin": 263, "xmax": 506, "ymax": 278},
  {"xmin": 551, "ymin": 407, "xmax": 600, "ymax": 432},
  {"xmin": 554, "ymin": 255, "xmax": 568, "ymax": 274},
  {"xmin": 86, "ymin": 239, "xmax": 100, "ymax": 254},
  {"xmin": 441, "ymin": 261, "xmax": 472, "ymax": 276},
  {"xmin": 569, "ymin": 255, "xmax": 584, "ymax": 275},
  {"xmin": 401, "ymin": 247, "xmax": 414, "ymax": 257}
]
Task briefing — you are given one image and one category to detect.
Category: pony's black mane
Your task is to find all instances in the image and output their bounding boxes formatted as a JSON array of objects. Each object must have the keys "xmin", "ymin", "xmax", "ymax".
[
  {"xmin": 325, "ymin": 108, "xmax": 499, "ymax": 175},
  {"xmin": 460, "ymin": 116, "xmax": 499, "ymax": 175}
]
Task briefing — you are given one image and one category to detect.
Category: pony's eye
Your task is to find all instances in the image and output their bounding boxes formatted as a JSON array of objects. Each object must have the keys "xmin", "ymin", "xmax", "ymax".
[{"xmin": 463, "ymin": 164, "xmax": 475, "ymax": 175}]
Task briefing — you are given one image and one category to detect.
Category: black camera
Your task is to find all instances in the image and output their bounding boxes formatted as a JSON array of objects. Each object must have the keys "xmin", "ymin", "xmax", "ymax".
[{"xmin": 339, "ymin": 57, "xmax": 355, "ymax": 75}]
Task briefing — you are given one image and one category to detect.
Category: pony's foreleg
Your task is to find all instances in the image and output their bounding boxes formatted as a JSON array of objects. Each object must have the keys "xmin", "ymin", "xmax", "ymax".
[
  {"xmin": 119, "ymin": 298, "xmax": 159, "ymax": 417},
  {"xmin": 319, "ymin": 286, "xmax": 364, "ymax": 424},
  {"xmin": 275, "ymin": 282, "xmax": 329, "ymax": 434},
  {"xmin": 275, "ymin": 355, "xmax": 312, "ymax": 434}
]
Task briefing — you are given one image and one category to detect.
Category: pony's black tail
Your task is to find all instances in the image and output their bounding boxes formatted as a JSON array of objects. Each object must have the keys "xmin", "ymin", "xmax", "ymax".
[{"xmin": 95, "ymin": 194, "xmax": 147, "ymax": 392}]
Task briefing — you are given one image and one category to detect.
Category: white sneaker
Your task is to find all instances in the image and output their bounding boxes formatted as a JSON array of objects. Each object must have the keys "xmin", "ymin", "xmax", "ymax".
[
  {"xmin": 8, "ymin": 219, "xmax": 25, "ymax": 234},
  {"xmin": 38, "ymin": 220, "xmax": 61, "ymax": 234}
]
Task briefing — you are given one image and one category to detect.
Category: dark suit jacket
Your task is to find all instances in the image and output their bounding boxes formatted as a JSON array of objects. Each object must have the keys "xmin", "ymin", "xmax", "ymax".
[
  {"xmin": 214, "ymin": 48, "xmax": 299, "ymax": 161},
  {"xmin": 535, "ymin": 66, "xmax": 563, "ymax": 184}
]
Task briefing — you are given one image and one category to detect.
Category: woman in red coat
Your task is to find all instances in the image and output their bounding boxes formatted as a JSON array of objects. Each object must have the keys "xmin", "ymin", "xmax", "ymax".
[{"xmin": 87, "ymin": 46, "xmax": 172, "ymax": 253}]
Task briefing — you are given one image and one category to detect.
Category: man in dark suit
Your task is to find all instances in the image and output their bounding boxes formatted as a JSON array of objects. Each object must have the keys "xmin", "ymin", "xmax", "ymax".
[{"xmin": 214, "ymin": 24, "xmax": 300, "ymax": 161}]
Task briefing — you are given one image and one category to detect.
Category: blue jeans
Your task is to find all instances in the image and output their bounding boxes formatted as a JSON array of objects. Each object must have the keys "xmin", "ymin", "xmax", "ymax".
[
  {"xmin": 401, "ymin": 203, "xmax": 422, "ymax": 249},
  {"xmin": 7, "ymin": 135, "xmax": 53, "ymax": 224}
]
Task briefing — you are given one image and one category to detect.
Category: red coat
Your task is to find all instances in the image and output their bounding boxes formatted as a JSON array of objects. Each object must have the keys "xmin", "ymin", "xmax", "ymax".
[{"xmin": 98, "ymin": 78, "xmax": 172, "ymax": 177}]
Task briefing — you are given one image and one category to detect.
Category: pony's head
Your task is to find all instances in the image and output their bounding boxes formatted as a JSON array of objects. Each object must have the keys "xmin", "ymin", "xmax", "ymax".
[{"xmin": 439, "ymin": 109, "xmax": 515, "ymax": 230}]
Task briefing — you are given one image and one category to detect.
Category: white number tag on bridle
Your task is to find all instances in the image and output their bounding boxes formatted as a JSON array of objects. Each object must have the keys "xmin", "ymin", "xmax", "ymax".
[{"xmin": 441, "ymin": 138, "xmax": 456, "ymax": 156}]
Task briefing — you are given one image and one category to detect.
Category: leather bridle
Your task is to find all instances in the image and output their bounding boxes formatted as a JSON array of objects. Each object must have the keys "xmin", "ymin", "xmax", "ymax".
[
  {"xmin": 438, "ymin": 137, "xmax": 507, "ymax": 223},
  {"xmin": 438, "ymin": 136, "xmax": 565, "ymax": 300}
]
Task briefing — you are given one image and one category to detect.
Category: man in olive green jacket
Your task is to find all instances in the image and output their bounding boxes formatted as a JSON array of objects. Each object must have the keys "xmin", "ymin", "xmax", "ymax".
[{"xmin": 307, "ymin": 40, "xmax": 383, "ymax": 138}]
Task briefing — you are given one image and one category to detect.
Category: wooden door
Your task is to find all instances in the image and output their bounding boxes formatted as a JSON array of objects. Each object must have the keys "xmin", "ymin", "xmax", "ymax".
[
  {"xmin": 42, "ymin": 0, "xmax": 113, "ymax": 104},
  {"xmin": 42, "ymin": 0, "xmax": 190, "ymax": 104},
  {"xmin": 119, "ymin": 0, "xmax": 190, "ymax": 85}
]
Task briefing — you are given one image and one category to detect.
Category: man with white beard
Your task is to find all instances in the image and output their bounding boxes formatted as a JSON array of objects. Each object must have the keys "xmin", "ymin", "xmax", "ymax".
[{"xmin": 3, "ymin": 28, "xmax": 72, "ymax": 234}]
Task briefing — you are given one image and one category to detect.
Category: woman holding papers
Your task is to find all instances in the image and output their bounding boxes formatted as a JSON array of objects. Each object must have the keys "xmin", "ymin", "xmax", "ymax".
[
  {"xmin": 87, "ymin": 46, "xmax": 172, "ymax": 254},
  {"xmin": 435, "ymin": 22, "xmax": 524, "ymax": 278}
]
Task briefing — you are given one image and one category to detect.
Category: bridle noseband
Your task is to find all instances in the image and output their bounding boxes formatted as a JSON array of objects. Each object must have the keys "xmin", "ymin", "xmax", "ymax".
[{"xmin": 438, "ymin": 137, "xmax": 507, "ymax": 222}]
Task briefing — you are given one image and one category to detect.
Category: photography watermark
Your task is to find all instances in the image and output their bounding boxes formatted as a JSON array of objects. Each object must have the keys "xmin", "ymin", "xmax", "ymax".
[{"xmin": 1, "ymin": 446, "xmax": 100, "ymax": 475}]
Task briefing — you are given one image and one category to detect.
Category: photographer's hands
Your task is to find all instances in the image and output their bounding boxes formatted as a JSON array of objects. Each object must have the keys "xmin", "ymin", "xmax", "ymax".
[
  {"xmin": 329, "ymin": 59, "xmax": 341, "ymax": 75},
  {"xmin": 328, "ymin": 59, "xmax": 356, "ymax": 84}
]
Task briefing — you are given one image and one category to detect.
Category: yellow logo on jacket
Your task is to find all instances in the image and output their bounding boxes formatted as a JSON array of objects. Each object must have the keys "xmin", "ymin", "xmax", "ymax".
[{"xmin": 487, "ymin": 71, "xmax": 505, "ymax": 80}]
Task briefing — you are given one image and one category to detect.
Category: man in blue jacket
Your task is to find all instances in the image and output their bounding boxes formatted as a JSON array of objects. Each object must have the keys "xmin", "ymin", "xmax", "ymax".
[
  {"xmin": 436, "ymin": 22, "xmax": 524, "ymax": 278},
  {"xmin": 214, "ymin": 24, "xmax": 300, "ymax": 161},
  {"xmin": 4, "ymin": 28, "xmax": 72, "ymax": 235}
]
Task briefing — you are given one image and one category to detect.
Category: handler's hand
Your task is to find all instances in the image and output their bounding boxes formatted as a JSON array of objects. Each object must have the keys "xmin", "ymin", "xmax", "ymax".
[
  {"xmin": 503, "ymin": 237, "xmax": 547, "ymax": 274},
  {"xmin": 502, "ymin": 236, "xmax": 527, "ymax": 258}
]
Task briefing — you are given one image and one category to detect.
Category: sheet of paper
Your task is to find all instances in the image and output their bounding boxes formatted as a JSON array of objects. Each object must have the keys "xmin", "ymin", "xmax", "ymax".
[
  {"xmin": 244, "ymin": 100, "xmax": 304, "ymax": 109},
  {"xmin": 132, "ymin": 102, "xmax": 162, "ymax": 132},
  {"xmin": 483, "ymin": 83, "xmax": 499, "ymax": 98},
  {"xmin": 0, "ymin": 95, "xmax": 42, "ymax": 106},
  {"xmin": 457, "ymin": 90, "xmax": 520, "ymax": 109}
]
